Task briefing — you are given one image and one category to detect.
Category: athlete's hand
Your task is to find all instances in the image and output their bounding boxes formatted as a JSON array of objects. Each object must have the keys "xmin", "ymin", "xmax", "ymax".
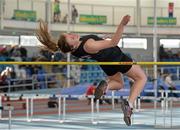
[{"xmin": 121, "ymin": 15, "xmax": 130, "ymax": 26}]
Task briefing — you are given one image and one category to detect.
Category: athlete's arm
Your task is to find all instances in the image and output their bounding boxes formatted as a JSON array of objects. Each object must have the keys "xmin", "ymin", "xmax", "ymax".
[
  {"xmin": 84, "ymin": 15, "xmax": 130, "ymax": 53},
  {"xmin": 111, "ymin": 15, "xmax": 130, "ymax": 46}
]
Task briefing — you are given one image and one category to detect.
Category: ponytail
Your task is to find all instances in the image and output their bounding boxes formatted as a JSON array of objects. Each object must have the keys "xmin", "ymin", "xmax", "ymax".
[{"xmin": 36, "ymin": 20, "xmax": 58, "ymax": 52}]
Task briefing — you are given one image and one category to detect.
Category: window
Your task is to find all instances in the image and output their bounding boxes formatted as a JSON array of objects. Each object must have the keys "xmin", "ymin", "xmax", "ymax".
[
  {"xmin": 20, "ymin": 35, "xmax": 42, "ymax": 46},
  {"xmin": 160, "ymin": 39, "xmax": 180, "ymax": 48},
  {"xmin": 123, "ymin": 38, "xmax": 147, "ymax": 49},
  {"xmin": 0, "ymin": 35, "xmax": 19, "ymax": 45}
]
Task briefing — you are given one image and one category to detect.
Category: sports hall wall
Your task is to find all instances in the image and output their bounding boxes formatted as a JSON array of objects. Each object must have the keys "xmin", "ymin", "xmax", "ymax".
[
  {"xmin": 2, "ymin": 0, "xmax": 180, "ymax": 61},
  {"xmin": 4, "ymin": 0, "xmax": 180, "ymax": 25}
]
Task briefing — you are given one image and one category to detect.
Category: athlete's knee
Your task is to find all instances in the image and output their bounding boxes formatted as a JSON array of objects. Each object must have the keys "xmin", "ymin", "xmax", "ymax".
[
  {"xmin": 107, "ymin": 80, "xmax": 124, "ymax": 90},
  {"xmin": 143, "ymin": 74, "xmax": 147, "ymax": 83},
  {"xmin": 134, "ymin": 72, "xmax": 147, "ymax": 83},
  {"xmin": 115, "ymin": 80, "xmax": 124, "ymax": 89},
  {"xmin": 127, "ymin": 65, "xmax": 147, "ymax": 84},
  {"xmin": 141, "ymin": 72, "xmax": 147, "ymax": 83},
  {"xmin": 117, "ymin": 82, "xmax": 124, "ymax": 89}
]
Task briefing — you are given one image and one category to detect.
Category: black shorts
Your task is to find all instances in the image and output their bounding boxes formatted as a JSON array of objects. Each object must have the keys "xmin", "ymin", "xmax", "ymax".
[{"xmin": 100, "ymin": 54, "xmax": 133, "ymax": 76}]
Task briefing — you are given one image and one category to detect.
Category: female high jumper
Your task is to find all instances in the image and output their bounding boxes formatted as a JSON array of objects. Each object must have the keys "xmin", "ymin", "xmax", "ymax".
[{"xmin": 36, "ymin": 15, "xmax": 147, "ymax": 126}]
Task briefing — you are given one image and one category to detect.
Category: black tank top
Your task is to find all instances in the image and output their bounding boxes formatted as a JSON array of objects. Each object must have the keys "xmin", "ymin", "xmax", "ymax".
[{"xmin": 71, "ymin": 35, "xmax": 123, "ymax": 62}]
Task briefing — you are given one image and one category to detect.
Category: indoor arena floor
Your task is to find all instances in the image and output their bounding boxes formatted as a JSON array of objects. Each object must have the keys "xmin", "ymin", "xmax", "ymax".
[{"xmin": 1, "ymin": 108, "xmax": 180, "ymax": 130}]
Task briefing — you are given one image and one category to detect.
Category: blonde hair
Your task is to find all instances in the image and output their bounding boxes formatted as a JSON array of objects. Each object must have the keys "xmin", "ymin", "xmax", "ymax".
[
  {"xmin": 36, "ymin": 20, "xmax": 73, "ymax": 53},
  {"xmin": 36, "ymin": 20, "xmax": 58, "ymax": 52}
]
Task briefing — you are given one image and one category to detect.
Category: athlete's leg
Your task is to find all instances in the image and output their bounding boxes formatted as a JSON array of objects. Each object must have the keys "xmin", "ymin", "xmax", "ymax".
[
  {"xmin": 107, "ymin": 72, "xmax": 124, "ymax": 90},
  {"xmin": 105, "ymin": 65, "xmax": 146, "ymax": 126},
  {"xmin": 120, "ymin": 65, "xmax": 146, "ymax": 126},
  {"xmin": 94, "ymin": 72, "xmax": 124, "ymax": 100},
  {"xmin": 97, "ymin": 65, "xmax": 146, "ymax": 103},
  {"xmin": 125, "ymin": 65, "xmax": 147, "ymax": 104}
]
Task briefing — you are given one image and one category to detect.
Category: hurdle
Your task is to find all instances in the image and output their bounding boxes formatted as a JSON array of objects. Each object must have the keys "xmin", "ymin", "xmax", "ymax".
[
  {"xmin": 67, "ymin": 94, "xmax": 100, "ymax": 124},
  {"xmin": 1, "ymin": 92, "xmax": 179, "ymax": 128},
  {"xmin": 1, "ymin": 93, "xmax": 120, "ymax": 125},
  {"xmin": 22, "ymin": 94, "xmax": 99, "ymax": 124},
  {"xmin": 24, "ymin": 94, "xmax": 67, "ymax": 123},
  {"xmin": 1, "ymin": 90, "xmax": 180, "ymax": 128},
  {"xmin": 0, "ymin": 105, "xmax": 14, "ymax": 130}
]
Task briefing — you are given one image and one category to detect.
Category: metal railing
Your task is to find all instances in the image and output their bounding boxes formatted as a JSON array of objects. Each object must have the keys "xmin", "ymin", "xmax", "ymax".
[
  {"xmin": 2, "ymin": 0, "xmax": 180, "ymax": 26},
  {"xmin": 0, "ymin": 70, "xmax": 104, "ymax": 93},
  {"xmin": 0, "ymin": 72, "xmax": 65, "ymax": 93},
  {"xmin": 0, "ymin": 65, "xmax": 179, "ymax": 93}
]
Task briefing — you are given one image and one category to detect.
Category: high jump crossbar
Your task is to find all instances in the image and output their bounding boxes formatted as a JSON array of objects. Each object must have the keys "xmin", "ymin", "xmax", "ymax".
[{"xmin": 0, "ymin": 61, "xmax": 180, "ymax": 65}]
